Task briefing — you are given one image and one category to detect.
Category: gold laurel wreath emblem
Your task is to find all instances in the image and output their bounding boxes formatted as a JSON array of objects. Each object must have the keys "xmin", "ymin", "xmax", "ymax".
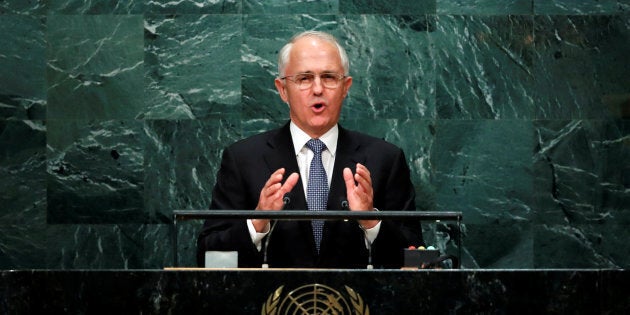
[
  {"xmin": 261, "ymin": 285, "xmax": 284, "ymax": 315},
  {"xmin": 261, "ymin": 284, "xmax": 369, "ymax": 315},
  {"xmin": 344, "ymin": 285, "xmax": 370, "ymax": 315}
]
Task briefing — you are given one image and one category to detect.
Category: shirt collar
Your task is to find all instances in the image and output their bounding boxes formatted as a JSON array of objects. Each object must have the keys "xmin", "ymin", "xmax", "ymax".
[{"xmin": 289, "ymin": 122, "xmax": 338, "ymax": 157}]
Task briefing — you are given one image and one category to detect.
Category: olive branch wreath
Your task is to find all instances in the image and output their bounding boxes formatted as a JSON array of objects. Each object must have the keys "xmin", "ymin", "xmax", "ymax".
[{"xmin": 261, "ymin": 284, "xmax": 369, "ymax": 315}]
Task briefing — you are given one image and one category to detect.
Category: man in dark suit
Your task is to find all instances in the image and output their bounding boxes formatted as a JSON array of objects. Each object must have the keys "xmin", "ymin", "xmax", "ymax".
[{"xmin": 197, "ymin": 31, "xmax": 423, "ymax": 268}]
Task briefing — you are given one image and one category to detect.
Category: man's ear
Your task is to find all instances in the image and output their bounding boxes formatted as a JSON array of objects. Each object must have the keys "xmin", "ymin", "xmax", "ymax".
[
  {"xmin": 275, "ymin": 78, "xmax": 289, "ymax": 103},
  {"xmin": 342, "ymin": 76, "xmax": 353, "ymax": 98}
]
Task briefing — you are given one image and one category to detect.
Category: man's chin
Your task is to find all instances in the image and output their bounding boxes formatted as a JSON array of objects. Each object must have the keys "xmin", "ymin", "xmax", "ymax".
[{"xmin": 304, "ymin": 120, "xmax": 334, "ymax": 137}]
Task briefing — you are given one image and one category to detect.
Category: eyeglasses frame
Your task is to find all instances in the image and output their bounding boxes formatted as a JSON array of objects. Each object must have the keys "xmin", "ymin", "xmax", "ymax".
[{"xmin": 279, "ymin": 72, "xmax": 348, "ymax": 90}]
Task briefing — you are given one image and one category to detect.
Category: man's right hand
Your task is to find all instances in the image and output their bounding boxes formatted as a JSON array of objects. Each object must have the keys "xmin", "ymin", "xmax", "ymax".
[{"xmin": 253, "ymin": 168, "xmax": 299, "ymax": 232}]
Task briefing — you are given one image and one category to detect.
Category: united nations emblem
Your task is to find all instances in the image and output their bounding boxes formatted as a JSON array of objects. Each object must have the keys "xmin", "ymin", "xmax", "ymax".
[{"xmin": 261, "ymin": 283, "xmax": 369, "ymax": 315}]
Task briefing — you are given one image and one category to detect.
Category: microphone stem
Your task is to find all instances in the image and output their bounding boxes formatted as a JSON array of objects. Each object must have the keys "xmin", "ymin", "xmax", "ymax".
[
  {"xmin": 359, "ymin": 224, "xmax": 374, "ymax": 269},
  {"xmin": 263, "ymin": 196, "xmax": 288, "ymax": 268},
  {"xmin": 367, "ymin": 242, "xmax": 373, "ymax": 269},
  {"xmin": 262, "ymin": 220, "xmax": 277, "ymax": 268}
]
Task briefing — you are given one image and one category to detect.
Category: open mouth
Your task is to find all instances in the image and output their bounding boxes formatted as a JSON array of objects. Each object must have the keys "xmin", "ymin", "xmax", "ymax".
[{"xmin": 312, "ymin": 103, "xmax": 325, "ymax": 110}]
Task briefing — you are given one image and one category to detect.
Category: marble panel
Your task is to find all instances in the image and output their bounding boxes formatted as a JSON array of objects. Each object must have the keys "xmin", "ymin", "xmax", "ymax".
[
  {"xmin": 47, "ymin": 120, "xmax": 145, "ymax": 223},
  {"xmin": 144, "ymin": 14, "xmax": 242, "ymax": 120},
  {"xmin": 46, "ymin": 15, "xmax": 144, "ymax": 120},
  {"xmin": 533, "ymin": 15, "xmax": 630, "ymax": 119},
  {"xmin": 146, "ymin": 0, "xmax": 240, "ymax": 14},
  {"xmin": 339, "ymin": 0, "xmax": 436, "ymax": 14},
  {"xmin": 143, "ymin": 119, "xmax": 240, "ymax": 223},
  {"xmin": 435, "ymin": 15, "xmax": 535, "ymax": 119},
  {"xmin": 244, "ymin": 0, "xmax": 337, "ymax": 14},
  {"xmin": 340, "ymin": 15, "xmax": 434, "ymax": 119},
  {"xmin": 0, "ymin": 223, "xmax": 49, "ymax": 269},
  {"xmin": 43, "ymin": 222, "xmax": 186, "ymax": 270},
  {"xmin": 0, "ymin": 120, "xmax": 47, "ymax": 269},
  {"xmin": 534, "ymin": 223, "xmax": 629, "ymax": 268},
  {"xmin": 2, "ymin": 223, "xmax": 151, "ymax": 269},
  {"xmin": 47, "ymin": 0, "xmax": 144, "ymax": 14},
  {"xmin": 433, "ymin": 120, "xmax": 534, "ymax": 224},
  {"xmin": 533, "ymin": 120, "xmax": 630, "ymax": 225},
  {"xmin": 44, "ymin": 224, "xmax": 148, "ymax": 269},
  {"xmin": 171, "ymin": 220, "xmax": 204, "ymax": 267},
  {"xmin": 534, "ymin": 0, "xmax": 625, "ymax": 15},
  {"xmin": 242, "ymin": 118, "xmax": 289, "ymax": 138},
  {"xmin": 0, "ymin": 0, "xmax": 47, "ymax": 14},
  {"xmin": 0, "ymin": 15, "xmax": 46, "ymax": 120},
  {"xmin": 437, "ymin": 0, "xmax": 533, "ymax": 15},
  {"xmin": 533, "ymin": 119, "xmax": 629, "ymax": 269},
  {"xmin": 0, "ymin": 120, "xmax": 46, "ymax": 225},
  {"xmin": 462, "ymin": 222, "xmax": 534, "ymax": 269}
]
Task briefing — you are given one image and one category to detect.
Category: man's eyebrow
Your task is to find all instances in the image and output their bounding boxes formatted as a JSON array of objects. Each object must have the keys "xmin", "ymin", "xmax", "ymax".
[{"xmin": 296, "ymin": 71, "xmax": 339, "ymax": 74}]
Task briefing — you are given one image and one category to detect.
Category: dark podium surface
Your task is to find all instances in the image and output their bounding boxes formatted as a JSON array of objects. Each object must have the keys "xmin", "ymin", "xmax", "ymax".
[{"xmin": 1, "ymin": 269, "xmax": 628, "ymax": 314}]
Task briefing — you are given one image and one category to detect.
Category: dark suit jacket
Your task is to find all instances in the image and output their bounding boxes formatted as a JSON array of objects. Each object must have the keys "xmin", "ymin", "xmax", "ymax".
[{"xmin": 196, "ymin": 122, "xmax": 423, "ymax": 268}]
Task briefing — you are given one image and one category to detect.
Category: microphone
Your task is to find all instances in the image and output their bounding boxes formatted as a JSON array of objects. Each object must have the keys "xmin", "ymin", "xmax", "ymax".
[
  {"xmin": 341, "ymin": 199, "xmax": 349, "ymax": 210},
  {"xmin": 283, "ymin": 195, "xmax": 291, "ymax": 207},
  {"xmin": 262, "ymin": 193, "xmax": 291, "ymax": 268}
]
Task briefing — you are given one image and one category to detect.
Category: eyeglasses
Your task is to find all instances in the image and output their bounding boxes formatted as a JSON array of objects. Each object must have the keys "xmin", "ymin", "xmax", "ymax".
[{"xmin": 280, "ymin": 72, "xmax": 347, "ymax": 90}]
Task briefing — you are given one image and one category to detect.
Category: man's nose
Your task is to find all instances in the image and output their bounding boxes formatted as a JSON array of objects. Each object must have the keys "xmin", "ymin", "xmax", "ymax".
[{"xmin": 312, "ymin": 75, "xmax": 324, "ymax": 94}]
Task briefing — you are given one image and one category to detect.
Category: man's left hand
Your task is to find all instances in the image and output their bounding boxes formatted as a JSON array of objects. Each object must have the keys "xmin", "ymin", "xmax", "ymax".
[{"xmin": 343, "ymin": 163, "xmax": 378, "ymax": 229}]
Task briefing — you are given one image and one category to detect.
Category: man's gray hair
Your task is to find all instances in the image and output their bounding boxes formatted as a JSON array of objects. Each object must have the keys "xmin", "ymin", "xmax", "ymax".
[{"xmin": 277, "ymin": 30, "xmax": 350, "ymax": 77}]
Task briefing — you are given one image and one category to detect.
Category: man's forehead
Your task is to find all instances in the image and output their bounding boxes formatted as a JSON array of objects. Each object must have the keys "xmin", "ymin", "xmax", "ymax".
[
  {"xmin": 291, "ymin": 36, "xmax": 338, "ymax": 55},
  {"xmin": 288, "ymin": 42, "xmax": 342, "ymax": 69}
]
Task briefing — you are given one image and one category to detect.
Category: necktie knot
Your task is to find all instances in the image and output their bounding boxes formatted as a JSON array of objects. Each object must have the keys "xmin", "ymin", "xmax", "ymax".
[{"xmin": 306, "ymin": 138, "xmax": 326, "ymax": 155}]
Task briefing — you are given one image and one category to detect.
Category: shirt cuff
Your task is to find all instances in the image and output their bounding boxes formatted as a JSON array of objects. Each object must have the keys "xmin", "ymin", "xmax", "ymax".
[
  {"xmin": 247, "ymin": 219, "xmax": 269, "ymax": 251},
  {"xmin": 363, "ymin": 220, "xmax": 381, "ymax": 245}
]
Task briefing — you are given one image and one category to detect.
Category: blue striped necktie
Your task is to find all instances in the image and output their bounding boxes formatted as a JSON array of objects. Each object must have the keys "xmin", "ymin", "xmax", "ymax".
[{"xmin": 306, "ymin": 139, "xmax": 328, "ymax": 253}]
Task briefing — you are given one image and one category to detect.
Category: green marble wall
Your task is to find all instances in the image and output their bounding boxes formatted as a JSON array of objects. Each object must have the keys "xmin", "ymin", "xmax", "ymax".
[{"xmin": 1, "ymin": 0, "xmax": 628, "ymax": 269}]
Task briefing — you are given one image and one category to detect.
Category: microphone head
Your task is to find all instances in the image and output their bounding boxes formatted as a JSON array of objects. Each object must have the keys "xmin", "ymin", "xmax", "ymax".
[{"xmin": 341, "ymin": 200, "xmax": 349, "ymax": 210}]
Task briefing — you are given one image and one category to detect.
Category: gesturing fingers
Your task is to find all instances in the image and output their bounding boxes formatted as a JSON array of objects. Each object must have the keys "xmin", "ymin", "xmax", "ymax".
[
  {"xmin": 257, "ymin": 168, "xmax": 300, "ymax": 211},
  {"xmin": 261, "ymin": 168, "xmax": 285, "ymax": 198},
  {"xmin": 353, "ymin": 163, "xmax": 372, "ymax": 194},
  {"xmin": 343, "ymin": 163, "xmax": 374, "ymax": 211}
]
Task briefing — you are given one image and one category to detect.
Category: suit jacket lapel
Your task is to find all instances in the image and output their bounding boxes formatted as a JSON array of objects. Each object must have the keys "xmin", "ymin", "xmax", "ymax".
[{"xmin": 262, "ymin": 122, "xmax": 307, "ymax": 210}]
